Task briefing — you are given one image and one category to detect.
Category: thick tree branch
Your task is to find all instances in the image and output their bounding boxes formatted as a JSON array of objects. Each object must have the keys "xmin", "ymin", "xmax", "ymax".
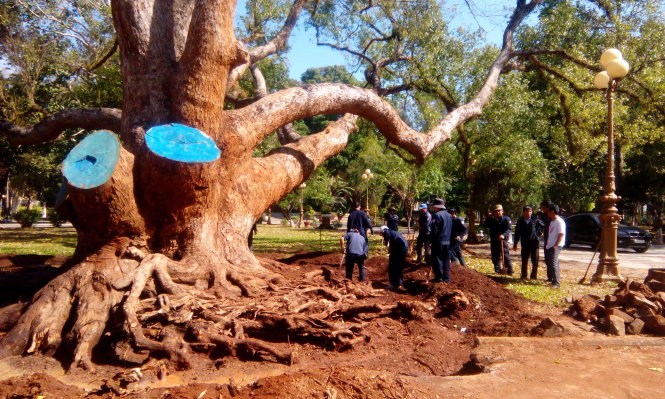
[
  {"xmin": 0, "ymin": 108, "xmax": 122, "ymax": 146},
  {"xmin": 229, "ymin": 0, "xmax": 538, "ymax": 161},
  {"xmin": 226, "ymin": 0, "xmax": 307, "ymax": 90},
  {"xmin": 245, "ymin": 115, "xmax": 359, "ymax": 216}
]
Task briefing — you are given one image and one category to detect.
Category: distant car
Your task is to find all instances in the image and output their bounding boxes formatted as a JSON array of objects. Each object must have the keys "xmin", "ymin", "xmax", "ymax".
[{"xmin": 564, "ymin": 213, "xmax": 652, "ymax": 253}]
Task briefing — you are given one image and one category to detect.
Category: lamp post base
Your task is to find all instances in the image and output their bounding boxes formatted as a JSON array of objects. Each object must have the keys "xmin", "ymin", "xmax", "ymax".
[{"xmin": 591, "ymin": 256, "xmax": 623, "ymax": 284}]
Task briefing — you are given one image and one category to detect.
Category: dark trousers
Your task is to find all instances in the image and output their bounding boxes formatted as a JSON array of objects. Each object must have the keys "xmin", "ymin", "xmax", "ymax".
[
  {"xmin": 415, "ymin": 232, "xmax": 430, "ymax": 262},
  {"xmin": 490, "ymin": 239, "xmax": 512, "ymax": 274},
  {"xmin": 544, "ymin": 246, "xmax": 561, "ymax": 286},
  {"xmin": 388, "ymin": 250, "xmax": 406, "ymax": 287},
  {"xmin": 345, "ymin": 254, "xmax": 366, "ymax": 282},
  {"xmin": 520, "ymin": 239, "xmax": 539, "ymax": 278},
  {"xmin": 449, "ymin": 240, "xmax": 466, "ymax": 266},
  {"xmin": 431, "ymin": 242, "xmax": 451, "ymax": 282}
]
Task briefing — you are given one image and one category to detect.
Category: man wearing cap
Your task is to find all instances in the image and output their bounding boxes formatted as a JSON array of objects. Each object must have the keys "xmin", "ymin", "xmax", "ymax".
[
  {"xmin": 449, "ymin": 208, "xmax": 467, "ymax": 267},
  {"xmin": 429, "ymin": 198, "xmax": 452, "ymax": 283},
  {"xmin": 483, "ymin": 204, "xmax": 513, "ymax": 275},
  {"xmin": 415, "ymin": 203, "xmax": 432, "ymax": 264},
  {"xmin": 385, "ymin": 207, "xmax": 399, "ymax": 231},
  {"xmin": 513, "ymin": 206, "xmax": 544, "ymax": 279},
  {"xmin": 381, "ymin": 226, "xmax": 408, "ymax": 290}
]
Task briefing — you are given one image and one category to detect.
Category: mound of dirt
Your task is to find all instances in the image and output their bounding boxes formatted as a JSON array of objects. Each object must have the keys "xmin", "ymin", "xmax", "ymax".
[
  {"xmin": 0, "ymin": 251, "xmax": 548, "ymax": 398},
  {"xmin": 271, "ymin": 251, "xmax": 543, "ymax": 336}
]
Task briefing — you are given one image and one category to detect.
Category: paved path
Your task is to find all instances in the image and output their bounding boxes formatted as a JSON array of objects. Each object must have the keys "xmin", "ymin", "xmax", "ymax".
[{"xmin": 464, "ymin": 242, "xmax": 664, "ymax": 280}]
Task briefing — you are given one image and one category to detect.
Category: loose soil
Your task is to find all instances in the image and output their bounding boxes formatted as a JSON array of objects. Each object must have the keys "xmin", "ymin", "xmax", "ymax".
[{"xmin": 0, "ymin": 252, "xmax": 663, "ymax": 398}]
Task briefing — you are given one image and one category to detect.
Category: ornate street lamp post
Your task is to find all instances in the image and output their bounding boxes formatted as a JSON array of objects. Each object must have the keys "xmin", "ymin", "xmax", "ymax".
[
  {"xmin": 591, "ymin": 48, "xmax": 630, "ymax": 283},
  {"xmin": 361, "ymin": 168, "xmax": 374, "ymax": 216}
]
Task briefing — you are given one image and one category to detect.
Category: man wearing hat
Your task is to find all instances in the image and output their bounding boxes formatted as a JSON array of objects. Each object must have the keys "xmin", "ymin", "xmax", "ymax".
[
  {"xmin": 448, "ymin": 208, "xmax": 467, "ymax": 267},
  {"xmin": 415, "ymin": 203, "xmax": 432, "ymax": 264},
  {"xmin": 384, "ymin": 207, "xmax": 399, "ymax": 231},
  {"xmin": 483, "ymin": 204, "xmax": 513, "ymax": 274},
  {"xmin": 429, "ymin": 198, "xmax": 452, "ymax": 283},
  {"xmin": 381, "ymin": 226, "xmax": 408, "ymax": 290}
]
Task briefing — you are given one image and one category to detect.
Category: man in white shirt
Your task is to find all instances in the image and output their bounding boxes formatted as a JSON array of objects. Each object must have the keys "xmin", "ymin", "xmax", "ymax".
[{"xmin": 545, "ymin": 203, "xmax": 566, "ymax": 289}]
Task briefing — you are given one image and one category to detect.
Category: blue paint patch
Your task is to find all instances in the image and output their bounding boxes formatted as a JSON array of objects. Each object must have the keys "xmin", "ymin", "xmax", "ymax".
[
  {"xmin": 62, "ymin": 130, "xmax": 120, "ymax": 189},
  {"xmin": 145, "ymin": 123, "xmax": 221, "ymax": 163}
]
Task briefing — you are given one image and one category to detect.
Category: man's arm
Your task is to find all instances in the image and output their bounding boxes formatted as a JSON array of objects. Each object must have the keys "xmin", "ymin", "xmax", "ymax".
[
  {"xmin": 501, "ymin": 217, "xmax": 512, "ymax": 241},
  {"xmin": 554, "ymin": 233, "xmax": 564, "ymax": 248},
  {"xmin": 340, "ymin": 236, "xmax": 345, "ymax": 251},
  {"xmin": 513, "ymin": 220, "xmax": 521, "ymax": 250}
]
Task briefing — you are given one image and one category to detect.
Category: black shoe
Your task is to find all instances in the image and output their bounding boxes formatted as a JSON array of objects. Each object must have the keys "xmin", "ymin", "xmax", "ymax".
[{"xmin": 429, "ymin": 278, "xmax": 443, "ymax": 283}]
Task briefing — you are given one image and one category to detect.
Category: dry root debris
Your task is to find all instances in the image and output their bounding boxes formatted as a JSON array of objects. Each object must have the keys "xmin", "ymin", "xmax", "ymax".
[{"xmin": 0, "ymin": 240, "xmax": 431, "ymax": 391}]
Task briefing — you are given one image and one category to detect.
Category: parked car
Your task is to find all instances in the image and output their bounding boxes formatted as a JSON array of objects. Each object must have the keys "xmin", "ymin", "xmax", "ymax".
[{"xmin": 564, "ymin": 213, "xmax": 652, "ymax": 253}]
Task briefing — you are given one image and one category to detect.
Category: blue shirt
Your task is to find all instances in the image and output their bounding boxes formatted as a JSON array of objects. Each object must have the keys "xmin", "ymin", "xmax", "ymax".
[
  {"xmin": 430, "ymin": 210, "xmax": 452, "ymax": 245},
  {"xmin": 343, "ymin": 231, "xmax": 367, "ymax": 256},
  {"xmin": 383, "ymin": 229, "xmax": 408, "ymax": 253}
]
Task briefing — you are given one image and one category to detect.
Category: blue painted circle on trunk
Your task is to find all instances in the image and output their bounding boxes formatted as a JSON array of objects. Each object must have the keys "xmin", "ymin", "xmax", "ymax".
[
  {"xmin": 146, "ymin": 123, "xmax": 220, "ymax": 163},
  {"xmin": 62, "ymin": 130, "xmax": 120, "ymax": 189}
]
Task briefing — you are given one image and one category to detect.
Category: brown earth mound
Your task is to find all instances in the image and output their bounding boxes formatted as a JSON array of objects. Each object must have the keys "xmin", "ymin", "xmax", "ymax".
[{"xmin": 0, "ymin": 251, "xmax": 548, "ymax": 398}]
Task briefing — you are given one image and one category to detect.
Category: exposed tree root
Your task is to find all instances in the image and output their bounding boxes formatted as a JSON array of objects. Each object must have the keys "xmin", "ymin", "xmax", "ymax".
[{"xmin": 0, "ymin": 244, "xmax": 428, "ymax": 385}]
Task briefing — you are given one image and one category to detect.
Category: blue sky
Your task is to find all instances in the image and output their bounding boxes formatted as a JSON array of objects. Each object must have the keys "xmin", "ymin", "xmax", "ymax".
[{"xmin": 236, "ymin": 0, "xmax": 513, "ymax": 81}]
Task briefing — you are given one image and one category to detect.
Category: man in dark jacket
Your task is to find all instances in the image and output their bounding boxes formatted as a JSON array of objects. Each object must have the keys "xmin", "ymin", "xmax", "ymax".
[
  {"xmin": 483, "ymin": 204, "xmax": 513, "ymax": 274},
  {"xmin": 429, "ymin": 198, "xmax": 452, "ymax": 283},
  {"xmin": 415, "ymin": 203, "xmax": 432, "ymax": 264},
  {"xmin": 347, "ymin": 202, "xmax": 372, "ymax": 239},
  {"xmin": 449, "ymin": 208, "xmax": 467, "ymax": 267},
  {"xmin": 513, "ymin": 206, "xmax": 544, "ymax": 279},
  {"xmin": 385, "ymin": 207, "xmax": 399, "ymax": 231},
  {"xmin": 381, "ymin": 226, "xmax": 408, "ymax": 290}
]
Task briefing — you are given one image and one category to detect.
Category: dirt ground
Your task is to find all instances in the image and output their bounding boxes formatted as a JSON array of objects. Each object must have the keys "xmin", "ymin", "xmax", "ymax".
[{"xmin": 0, "ymin": 251, "xmax": 663, "ymax": 398}]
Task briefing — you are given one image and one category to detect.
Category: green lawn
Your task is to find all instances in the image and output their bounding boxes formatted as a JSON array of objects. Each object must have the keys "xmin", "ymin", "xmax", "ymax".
[
  {"xmin": 253, "ymin": 224, "xmax": 386, "ymax": 255},
  {"xmin": 0, "ymin": 227, "xmax": 77, "ymax": 256},
  {"xmin": 1, "ymin": 224, "xmax": 614, "ymax": 306}
]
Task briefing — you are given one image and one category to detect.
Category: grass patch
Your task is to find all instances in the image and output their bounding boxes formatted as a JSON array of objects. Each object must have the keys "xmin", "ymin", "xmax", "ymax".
[
  {"xmin": 253, "ymin": 224, "xmax": 386, "ymax": 256},
  {"xmin": 0, "ymin": 227, "xmax": 77, "ymax": 256},
  {"xmin": 465, "ymin": 256, "xmax": 616, "ymax": 306}
]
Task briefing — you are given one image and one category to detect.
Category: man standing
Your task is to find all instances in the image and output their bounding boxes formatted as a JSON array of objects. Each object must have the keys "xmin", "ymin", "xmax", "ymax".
[
  {"xmin": 415, "ymin": 203, "xmax": 431, "ymax": 264},
  {"xmin": 449, "ymin": 208, "xmax": 467, "ymax": 267},
  {"xmin": 340, "ymin": 229, "xmax": 368, "ymax": 282},
  {"xmin": 381, "ymin": 226, "xmax": 408, "ymax": 290},
  {"xmin": 429, "ymin": 198, "xmax": 452, "ymax": 283},
  {"xmin": 513, "ymin": 206, "xmax": 544, "ymax": 279},
  {"xmin": 545, "ymin": 203, "xmax": 566, "ymax": 289},
  {"xmin": 347, "ymin": 202, "xmax": 373, "ymax": 240},
  {"xmin": 385, "ymin": 207, "xmax": 399, "ymax": 231},
  {"xmin": 538, "ymin": 200, "xmax": 554, "ymax": 282},
  {"xmin": 483, "ymin": 204, "xmax": 513, "ymax": 275}
]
